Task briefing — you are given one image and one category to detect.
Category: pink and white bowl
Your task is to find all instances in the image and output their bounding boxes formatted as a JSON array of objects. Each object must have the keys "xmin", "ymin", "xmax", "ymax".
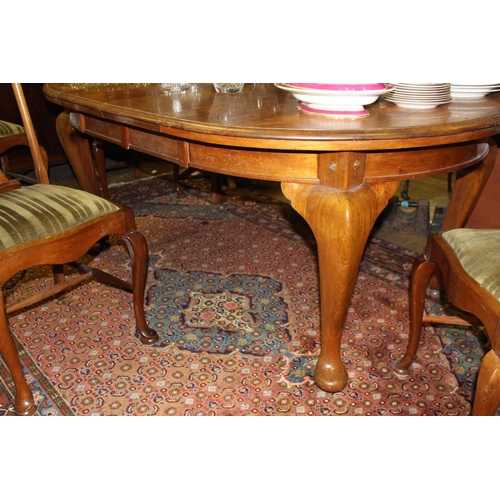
[{"xmin": 275, "ymin": 83, "xmax": 393, "ymax": 118}]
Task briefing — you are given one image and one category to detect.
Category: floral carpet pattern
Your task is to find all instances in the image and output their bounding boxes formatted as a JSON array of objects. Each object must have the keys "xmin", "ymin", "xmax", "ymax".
[{"xmin": 0, "ymin": 175, "xmax": 495, "ymax": 415}]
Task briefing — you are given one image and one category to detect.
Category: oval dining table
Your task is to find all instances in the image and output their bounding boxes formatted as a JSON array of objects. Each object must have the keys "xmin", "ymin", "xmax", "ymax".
[{"xmin": 43, "ymin": 83, "xmax": 500, "ymax": 394}]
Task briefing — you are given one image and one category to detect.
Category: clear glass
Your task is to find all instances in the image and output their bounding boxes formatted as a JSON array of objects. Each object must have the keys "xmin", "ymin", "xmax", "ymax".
[
  {"xmin": 213, "ymin": 83, "xmax": 245, "ymax": 93},
  {"xmin": 160, "ymin": 83, "xmax": 190, "ymax": 92}
]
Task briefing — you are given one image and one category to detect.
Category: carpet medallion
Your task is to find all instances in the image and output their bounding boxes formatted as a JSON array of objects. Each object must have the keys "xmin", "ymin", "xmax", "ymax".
[{"xmin": 0, "ymin": 175, "xmax": 494, "ymax": 415}]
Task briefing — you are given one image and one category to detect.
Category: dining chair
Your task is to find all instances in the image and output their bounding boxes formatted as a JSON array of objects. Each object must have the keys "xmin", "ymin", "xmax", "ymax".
[
  {"xmin": 394, "ymin": 227, "xmax": 500, "ymax": 415},
  {"xmin": 0, "ymin": 84, "xmax": 158, "ymax": 415},
  {"xmin": 0, "ymin": 117, "xmax": 46, "ymax": 185}
]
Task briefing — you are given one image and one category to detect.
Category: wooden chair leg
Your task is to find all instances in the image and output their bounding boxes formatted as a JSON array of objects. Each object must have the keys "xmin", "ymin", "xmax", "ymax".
[
  {"xmin": 173, "ymin": 165, "xmax": 196, "ymax": 196},
  {"xmin": 121, "ymin": 230, "xmax": 159, "ymax": 346},
  {"xmin": 133, "ymin": 163, "xmax": 141, "ymax": 180},
  {"xmin": 210, "ymin": 172, "xmax": 226, "ymax": 204},
  {"xmin": 52, "ymin": 264, "xmax": 65, "ymax": 285},
  {"xmin": 92, "ymin": 139, "xmax": 109, "ymax": 199},
  {"xmin": 0, "ymin": 293, "xmax": 35, "ymax": 415},
  {"xmin": 472, "ymin": 349, "xmax": 500, "ymax": 416},
  {"xmin": 394, "ymin": 255, "xmax": 437, "ymax": 374}
]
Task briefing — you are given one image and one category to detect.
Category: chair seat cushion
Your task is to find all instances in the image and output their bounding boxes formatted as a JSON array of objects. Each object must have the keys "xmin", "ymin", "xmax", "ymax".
[
  {"xmin": 0, "ymin": 120, "xmax": 24, "ymax": 137},
  {"xmin": 0, "ymin": 184, "xmax": 120, "ymax": 252},
  {"xmin": 442, "ymin": 228, "xmax": 500, "ymax": 301}
]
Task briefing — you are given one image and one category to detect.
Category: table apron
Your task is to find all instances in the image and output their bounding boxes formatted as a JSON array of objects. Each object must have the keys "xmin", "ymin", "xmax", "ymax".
[
  {"xmin": 70, "ymin": 112, "xmax": 491, "ymax": 186},
  {"xmin": 363, "ymin": 141, "xmax": 490, "ymax": 183}
]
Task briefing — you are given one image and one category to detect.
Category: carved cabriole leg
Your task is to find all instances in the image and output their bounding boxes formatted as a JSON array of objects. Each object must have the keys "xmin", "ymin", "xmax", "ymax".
[
  {"xmin": 0, "ymin": 292, "xmax": 35, "ymax": 415},
  {"xmin": 55, "ymin": 111, "xmax": 102, "ymax": 196},
  {"xmin": 394, "ymin": 254, "xmax": 437, "ymax": 375},
  {"xmin": 120, "ymin": 228, "xmax": 159, "ymax": 346},
  {"xmin": 281, "ymin": 180, "xmax": 399, "ymax": 392},
  {"xmin": 472, "ymin": 349, "xmax": 500, "ymax": 416}
]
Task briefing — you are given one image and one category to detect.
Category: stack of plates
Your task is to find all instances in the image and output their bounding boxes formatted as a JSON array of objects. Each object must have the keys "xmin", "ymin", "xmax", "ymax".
[
  {"xmin": 274, "ymin": 83, "xmax": 393, "ymax": 118},
  {"xmin": 451, "ymin": 83, "xmax": 500, "ymax": 100},
  {"xmin": 383, "ymin": 83, "xmax": 452, "ymax": 109}
]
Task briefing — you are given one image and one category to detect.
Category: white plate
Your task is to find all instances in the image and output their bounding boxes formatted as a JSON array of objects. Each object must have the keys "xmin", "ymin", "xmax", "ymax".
[
  {"xmin": 451, "ymin": 85, "xmax": 500, "ymax": 99},
  {"xmin": 389, "ymin": 83, "xmax": 450, "ymax": 90},
  {"xmin": 385, "ymin": 84, "xmax": 452, "ymax": 106},
  {"xmin": 386, "ymin": 94, "xmax": 451, "ymax": 101},
  {"xmin": 384, "ymin": 96, "xmax": 452, "ymax": 109},
  {"xmin": 274, "ymin": 83, "xmax": 393, "ymax": 106},
  {"xmin": 451, "ymin": 83, "xmax": 500, "ymax": 87},
  {"xmin": 385, "ymin": 94, "xmax": 451, "ymax": 102},
  {"xmin": 387, "ymin": 101, "xmax": 448, "ymax": 110},
  {"xmin": 390, "ymin": 88, "xmax": 451, "ymax": 95}
]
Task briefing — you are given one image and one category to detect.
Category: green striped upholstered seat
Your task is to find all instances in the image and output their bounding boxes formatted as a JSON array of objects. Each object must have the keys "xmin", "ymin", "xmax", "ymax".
[
  {"xmin": 442, "ymin": 228, "xmax": 500, "ymax": 302},
  {"xmin": 0, "ymin": 120, "xmax": 24, "ymax": 137},
  {"xmin": 0, "ymin": 184, "xmax": 120, "ymax": 252}
]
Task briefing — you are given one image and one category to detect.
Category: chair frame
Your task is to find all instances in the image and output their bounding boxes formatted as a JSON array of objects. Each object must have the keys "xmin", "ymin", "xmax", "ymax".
[
  {"xmin": 0, "ymin": 84, "xmax": 158, "ymax": 415},
  {"xmin": 394, "ymin": 232, "xmax": 500, "ymax": 416},
  {"xmin": 0, "ymin": 132, "xmax": 46, "ymax": 185}
]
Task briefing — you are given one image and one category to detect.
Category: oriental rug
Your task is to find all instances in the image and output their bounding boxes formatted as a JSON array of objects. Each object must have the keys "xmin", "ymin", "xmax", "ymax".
[{"xmin": 0, "ymin": 175, "xmax": 494, "ymax": 416}]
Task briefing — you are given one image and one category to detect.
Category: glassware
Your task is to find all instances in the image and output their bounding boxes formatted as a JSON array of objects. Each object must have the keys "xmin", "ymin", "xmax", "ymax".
[
  {"xmin": 213, "ymin": 83, "xmax": 245, "ymax": 93},
  {"xmin": 160, "ymin": 83, "xmax": 190, "ymax": 92}
]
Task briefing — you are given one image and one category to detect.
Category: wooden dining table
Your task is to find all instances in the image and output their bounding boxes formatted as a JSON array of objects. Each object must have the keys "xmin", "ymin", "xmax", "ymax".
[{"xmin": 43, "ymin": 83, "xmax": 500, "ymax": 394}]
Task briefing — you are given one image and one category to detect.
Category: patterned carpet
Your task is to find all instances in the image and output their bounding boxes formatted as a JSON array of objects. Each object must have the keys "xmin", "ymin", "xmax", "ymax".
[{"xmin": 0, "ymin": 175, "xmax": 494, "ymax": 415}]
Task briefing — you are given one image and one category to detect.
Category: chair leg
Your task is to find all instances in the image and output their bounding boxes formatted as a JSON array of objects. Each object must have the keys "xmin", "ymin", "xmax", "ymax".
[
  {"xmin": 173, "ymin": 165, "xmax": 196, "ymax": 196},
  {"xmin": 173, "ymin": 164, "xmax": 182, "ymax": 195},
  {"xmin": 121, "ymin": 230, "xmax": 159, "ymax": 345},
  {"xmin": 472, "ymin": 349, "xmax": 500, "ymax": 416},
  {"xmin": 210, "ymin": 172, "xmax": 226, "ymax": 204},
  {"xmin": 0, "ymin": 294, "xmax": 35, "ymax": 415},
  {"xmin": 92, "ymin": 139, "xmax": 110, "ymax": 199},
  {"xmin": 52, "ymin": 264, "xmax": 65, "ymax": 288},
  {"xmin": 394, "ymin": 255, "xmax": 437, "ymax": 374}
]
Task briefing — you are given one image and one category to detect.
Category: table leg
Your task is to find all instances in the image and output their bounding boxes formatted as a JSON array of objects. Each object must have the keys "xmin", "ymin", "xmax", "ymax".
[
  {"xmin": 55, "ymin": 111, "xmax": 102, "ymax": 196},
  {"xmin": 282, "ymin": 181, "xmax": 399, "ymax": 392},
  {"xmin": 441, "ymin": 138, "xmax": 498, "ymax": 231}
]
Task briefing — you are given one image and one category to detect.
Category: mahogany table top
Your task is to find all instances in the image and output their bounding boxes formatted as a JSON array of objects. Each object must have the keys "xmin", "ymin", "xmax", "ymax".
[{"xmin": 43, "ymin": 83, "xmax": 500, "ymax": 151}]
